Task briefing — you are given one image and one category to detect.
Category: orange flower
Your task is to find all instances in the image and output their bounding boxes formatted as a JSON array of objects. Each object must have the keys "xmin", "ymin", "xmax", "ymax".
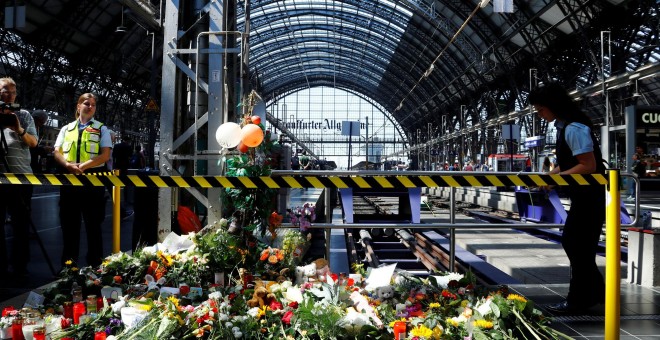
[
  {"xmin": 268, "ymin": 212, "xmax": 283, "ymax": 227},
  {"xmin": 260, "ymin": 249, "xmax": 270, "ymax": 261},
  {"xmin": 268, "ymin": 255, "xmax": 278, "ymax": 264},
  {"xmin": 275, "ymin": 249, "xmax": 284, "ymax": 261}
]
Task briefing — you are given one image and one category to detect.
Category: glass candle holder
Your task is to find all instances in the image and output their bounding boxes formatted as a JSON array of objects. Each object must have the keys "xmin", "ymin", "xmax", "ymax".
[
  {"xmin": 393, "ymin": 321, "xmax": 407, "ymax": 340},
  {"xmin": 11, "ymin": 317, "xmax": 24, "ymax": 340},
  {"xmin": 72, "ymin": 302, "xmax": 86, "ymax": 325}
]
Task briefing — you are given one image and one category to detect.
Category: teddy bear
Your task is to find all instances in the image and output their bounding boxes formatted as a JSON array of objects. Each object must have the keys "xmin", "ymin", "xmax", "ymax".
[
  {"xmin": 295, "ymin": 262, "xmax": 317, "ymax": 285},
  {"xmin": 247, "ymin": 280, "xmax": 276, "ymax": 308},
  {"xmin": 374, "ymin": 285, "xmax": 395, "ymax": 303},
  {"xmin": 314, "ymin": 258, "xmax": 330, "ymax": 281}
]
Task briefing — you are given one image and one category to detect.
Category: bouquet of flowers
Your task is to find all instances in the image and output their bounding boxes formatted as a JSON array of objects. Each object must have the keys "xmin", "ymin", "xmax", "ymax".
[{"xmin": 287, "ymin": 203, "xmax": 316, "ymax": 234}]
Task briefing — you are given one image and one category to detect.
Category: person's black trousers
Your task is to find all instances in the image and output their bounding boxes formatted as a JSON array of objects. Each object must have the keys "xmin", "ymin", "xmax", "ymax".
[
  {"xmin": 59, "ymin": 184, "xmax": 106, "ymax": 267},
  {"xmin": 0, "ymin": 184, "xmax": 32, "ymax": 274},
  {"xmin": 562, "ymin": 186, "xmax": 606, "ymax": 307}
]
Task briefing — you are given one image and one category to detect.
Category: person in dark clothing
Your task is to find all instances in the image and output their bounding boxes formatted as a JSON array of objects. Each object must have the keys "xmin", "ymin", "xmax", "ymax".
[
  {"xmin": 113, "ymin": 136, "xmax": 133, "ymax": 218},
  {"xmin": 529, "ymin": 82, "xmax": 606, "ymax": 314}
]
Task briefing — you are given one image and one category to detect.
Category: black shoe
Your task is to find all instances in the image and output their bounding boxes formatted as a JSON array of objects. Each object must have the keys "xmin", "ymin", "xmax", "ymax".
[
  {"xmin": 121, "ymin": 210, "xmax": 134, "ymax": 220},
  {"xmin": 545, "ymin": 300, "xmax": 600, "ymax": 314}
]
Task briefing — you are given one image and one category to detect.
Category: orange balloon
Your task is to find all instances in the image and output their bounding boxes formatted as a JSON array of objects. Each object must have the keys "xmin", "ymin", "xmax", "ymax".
[
  {"xmin": 241, "ymin": 124, "xmax": 264, "ymax": 147},
  {"xmin": 237, "ymin": 142, "xmax": 249, "ymax": 153}
]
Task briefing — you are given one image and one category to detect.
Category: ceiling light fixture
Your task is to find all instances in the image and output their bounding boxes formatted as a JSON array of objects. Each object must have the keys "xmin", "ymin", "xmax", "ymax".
[{"xmin": 116, "ymin": 6, "xmax": 127, "ymax": 33}]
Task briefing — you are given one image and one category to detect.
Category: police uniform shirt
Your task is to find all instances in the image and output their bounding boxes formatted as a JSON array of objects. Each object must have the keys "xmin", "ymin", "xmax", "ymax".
[
  {"xmin": 0, "ymin": 109, "xmax": 37, "ymax": 173},
  {"xmin": 54, "ymin": 119, "xmax": 113, "ymax": 168},
  {"xmin": 555, "ymin": 121, "xmax": 594, "ymax": 157}
]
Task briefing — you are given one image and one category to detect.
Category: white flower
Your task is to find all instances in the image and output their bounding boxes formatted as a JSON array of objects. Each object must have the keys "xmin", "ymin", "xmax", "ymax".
[
  {"xmin": 232, "ymin": 326, "xmax": 241, "ymax": 333},
  {"xmin": 218, "ymin": 313, "xmax": 229, "ymax": 322},
  {"xmin": 208, "ymin": 291, "xmax": 223, "ymax": 300},
  {"xmin": 338, "ymin": 308, "xmax": 373, "ymax": 334},
  {"xmin": 233, "ymin": 331, "xmax": 243, "ymax": 338},
  {"xmin": 280, "ymin": 281, "xmax": 293, "ymax": 289},
  {"xmin": 270, "ymin": 283, "xmax": 282, "ymax": 293},
  {"xmin": 475, "ymin": 299, "xmax": 492, "ymax": 316},
  {"xmin": 225, "ymin": 321, "xmax": 234, "ymax": 328}
]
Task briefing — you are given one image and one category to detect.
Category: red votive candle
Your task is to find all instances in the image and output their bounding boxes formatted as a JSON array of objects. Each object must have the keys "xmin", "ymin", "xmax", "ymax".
[
  {"xmin": 33, "ymin": 326, "xmax": 46, "ymax": 340},
  {"xmin": 94, "ymin": 331, "xmax": 107, "ymax": 340},
  {"xmin": 73, "ymin": 302, "xmax": 86, "ymax": 324},
  {"xmin": 393, "ymin": 321, "xmax": 407, "ymax": 340},
  {"xmin": 11, "ymin": 318, "xmax": 24, "ymax": 340},
  {"xmin": 63, "ymin": 301, "xmax": 74, "ymax": 319}
]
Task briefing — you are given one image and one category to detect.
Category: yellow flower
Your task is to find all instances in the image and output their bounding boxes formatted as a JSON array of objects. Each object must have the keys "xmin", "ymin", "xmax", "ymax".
[
  {"xmin": 473, "ymin": 319, "xmax": 494, "ymax": 329},
  {"xmin": 65, "ymin": 260, "xmax": 73, "ymax": 266},
  {"xmin": 410, "ymin": 325, "xmax": 433, "ymax": 338},
  {"xmin": 507, "ymin": 294, "xmax": 527, "ymax": 303},
  {"xmin": 168, "ymin": 296, "xmax": 180, "ymax": 307},
  {"xmin": 388, "ymin": 317, "xmax": 408, "ymax": 328},
  {"xmin": 460, "ymin": 299, "xmax": 469, "ymax": 307},
  {"xmin": 71, "ymin": 267, "xmax": 78, "ymax": 272},
  {"xmin": 446, "ymin": 318, "xmax": 459, "ymax": 327},
  {"xmin": 432, "ymin": 325, "xmax": 443, "ymax": 339},
  {"xmin": 428, "ymin": 302, "xmax": 441, "ymax": 309}
]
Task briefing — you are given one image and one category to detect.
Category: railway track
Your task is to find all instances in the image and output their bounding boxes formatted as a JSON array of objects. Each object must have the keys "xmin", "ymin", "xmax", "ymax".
[{"xmin": 342, "ymin": 192, "xmax": 628, "ymax": 284}]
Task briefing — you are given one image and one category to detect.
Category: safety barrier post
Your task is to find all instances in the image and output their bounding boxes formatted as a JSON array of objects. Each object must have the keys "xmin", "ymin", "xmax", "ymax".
[
  {"xmin": 325, "ymin": 187, "xmax": 332, "ymax": 266},
  {"xmin": 449, "ymin": 186, "xmax": 456, "ymax": 272},
  {"xmin": 112, "ymin": 170, "xmax": 121, "ymax": 254},
  {"xmin": 605, "ymin": 169, "xmax": 621, "ymax": 339}
]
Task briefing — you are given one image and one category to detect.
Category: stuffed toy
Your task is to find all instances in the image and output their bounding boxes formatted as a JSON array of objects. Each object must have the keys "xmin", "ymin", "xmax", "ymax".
[
  {"xmin": 314, "ymin": 258, "xmax": 330, "ymax": 281},
  {"xmin": 295, "ymin": 262, "xmax": 317, "ymax": 285},
  {"xmin": 374, "ymin": 285, "xmax": 395, "ymax": 302},
  {"xmin": 247, "ymin": 280, "xmax": 275, "ymax": 308}
]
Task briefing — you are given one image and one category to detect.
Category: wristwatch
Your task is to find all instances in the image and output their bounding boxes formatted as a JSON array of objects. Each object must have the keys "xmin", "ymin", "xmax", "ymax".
[{"xmin": 17, "ymin": 128, "xmax": 27, "ymax": 137}]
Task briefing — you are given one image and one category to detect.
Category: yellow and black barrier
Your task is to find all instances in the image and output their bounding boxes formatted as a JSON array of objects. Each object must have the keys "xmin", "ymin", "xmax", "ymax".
[{"xmin": 0, "ymin": 172, "xmax": 608, "ymax": 188}]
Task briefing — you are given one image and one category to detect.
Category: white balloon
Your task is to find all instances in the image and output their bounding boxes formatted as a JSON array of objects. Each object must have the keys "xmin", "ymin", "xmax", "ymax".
[{"xmin": 215, "ymin": 122, "xmax": 242, "ymax": 149}]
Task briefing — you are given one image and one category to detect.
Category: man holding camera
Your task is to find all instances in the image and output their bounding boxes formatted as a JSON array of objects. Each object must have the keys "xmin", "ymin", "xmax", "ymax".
[{"xmin": 0, "ymin": 77, "xmax": 37, "ymax": 278}]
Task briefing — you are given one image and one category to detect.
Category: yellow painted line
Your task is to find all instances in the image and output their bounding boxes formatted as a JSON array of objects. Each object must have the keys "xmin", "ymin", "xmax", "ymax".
[
  {"xmin": 25, "ymin": 174, "xmax": 41, "ymax": 185},
  {"xmin": 571, "ymin": 174, "xmax": 589, "ymax": 185},
  {"xmin": 464, "ymin": 175, "xmax": 483, "ymax": 187},
  {"xmin": 306, "ymin": 176, "xmax": 325, "ymax": 188},
  {"xmin": 283, "ymin": 177, "xmax": 302, "ymax": 188},
  {"xmin": 375, "ymin": 176, "xmax": 395, "ymax": 188},
  {"xmin": 127, "ymin": 175, "xmax": 147, "ymax": 187},
  {"xmin": 107, "ymin": 175, "xmax": 124, "ymax": 187},
  {"xmin": 149, "ymin": 176, "xmax": 168, "ymax": 188},
  {"xmin": 529, "ymin": 174, "xmax": 547, "ymax": 186},
  {"xmin": 4, "ymin": 173, "xmax": 21, "ymax": 185},
  {"xmin": 329, "ymin": 177, "xmax": 349, "ymax": 188},
  {"xmin": 441, "ymin": 175, "xmax": 460, "ymax": 187},
  {"xmin": 396, "ymin": 176, "xmax": 416, "ymax": 188},
  {"xmin": 86, "ymin": 175, "xmax": 104, "ymax": 186},
  {"xmin": 485, "ymin": 175, "xmax": 505, "ymax": 187},
  {"xmin": 419, "ymin": 176, "xmax": 438, "ymax": 187},
  {"xmin": 174, "ymin": 176, "xmax": 193, "ymax": 188},
  {"xmin": 351, "ymin": 177, "xmax": 371, "ymax": 188},
  {"xmin": 506, "ymin": 175, "xmax": 526, "ymax": 187},
  {"xmin": 65, "ymin": 174, "xmax": 83, "ymax": 186},
  {"xmin": 44, "ymin": 174, "xmax": 63, "ymax": 186},
  {"xmin": 260, "ymin": 176, "xmax": 280, "ymax": 188}
]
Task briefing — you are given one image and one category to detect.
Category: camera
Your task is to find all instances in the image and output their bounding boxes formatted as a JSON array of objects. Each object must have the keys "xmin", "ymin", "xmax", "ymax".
[{"xmin": 0, "ymin": 101, "xmax": 20, "ymax": 126}]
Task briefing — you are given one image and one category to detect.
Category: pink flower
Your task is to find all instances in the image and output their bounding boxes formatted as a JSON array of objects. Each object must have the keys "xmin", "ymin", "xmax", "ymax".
[{"xmin": 281, "ymin": 310, "xmax": 294, "ymax": 325}]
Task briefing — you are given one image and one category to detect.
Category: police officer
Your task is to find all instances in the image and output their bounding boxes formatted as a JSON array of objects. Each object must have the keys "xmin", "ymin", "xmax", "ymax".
[{"xmin": 53, "ymin": 93, "xmax": 112, "ymax": 267}]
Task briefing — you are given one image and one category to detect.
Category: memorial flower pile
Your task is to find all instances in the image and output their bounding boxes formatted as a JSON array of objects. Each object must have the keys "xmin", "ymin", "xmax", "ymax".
[{"xmin": 31, "ymin": 234, "xmax": 572, "ymax": 340}]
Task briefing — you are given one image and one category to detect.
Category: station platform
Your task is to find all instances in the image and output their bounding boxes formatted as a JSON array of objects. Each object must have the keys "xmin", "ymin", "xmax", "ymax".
[{"xmin": 2, "ymin": 186, "xmax": 659, "ymax": 338}]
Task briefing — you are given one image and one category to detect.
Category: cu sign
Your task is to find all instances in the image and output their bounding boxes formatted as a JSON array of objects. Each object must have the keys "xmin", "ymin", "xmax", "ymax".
[
  {"xmin": 642, "ymin": 112, "xmax": 660, "ymax": 124},
  {"xmin": 635, "ymin": 106, "xmax": 660, "ymax": 128}
]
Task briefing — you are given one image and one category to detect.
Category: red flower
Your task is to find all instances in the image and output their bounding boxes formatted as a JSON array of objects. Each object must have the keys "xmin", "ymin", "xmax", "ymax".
[
  {"xmin": 269, "ymin": 300, "xmax": 283, "ymax": 311},
  {"xmin": 60, "ymin": 317, "xmax": 72, "ymax": 329},
  {"xmin": 113, "ymin": 276, "xmax": 122, "ymax": 284},
  {"xmin": 281, "ymin": 310, "xmax": 294, "ymax": 325},
  {"xmin": 228, "ymin": 292, "xmax": 237, "ymax": 301},
  {"xmin": 179, "ymin": 285, "xmax": 190, "ymax": 296},
  {"xmin": 288, "ymin": 301, "xmax": 299, "ymax": 309},
  {"xmin": 330, "ymin": 273, "xmax": 338, "ymax": 282},
  {"xmin": 1, "ymin": 306, "xmax": 15, "ymax": 317},
  {"xmin": 346, "ymin": 278, "xmax": 355, "ymax": 287}
]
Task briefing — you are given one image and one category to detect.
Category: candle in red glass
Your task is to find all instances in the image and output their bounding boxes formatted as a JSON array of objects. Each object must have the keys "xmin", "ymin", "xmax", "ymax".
[
  {"xmin": 32, "ymin": 326, "xmax": 46, "ymax": 340},
  {"xmin": 94, "ymin": 331, "xmax": 107, "ymax": 340},
  {"xmin": 97, "ymin": 296, "xmax": 105, "ymax": 311},
  {"xmin": 63, "ymin": 301, "xmax": 74, "ymax": 319},
  {"xmin": 393, "ymin": 321, "xmax": 407, "ymax": 340},
  {"xmin": 73, "ymin": 302, "xmax": 86, "ymax": 324},
  {"xmin": 11, "ymin": 318, "xmax": 24, "ymax": 340}
]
